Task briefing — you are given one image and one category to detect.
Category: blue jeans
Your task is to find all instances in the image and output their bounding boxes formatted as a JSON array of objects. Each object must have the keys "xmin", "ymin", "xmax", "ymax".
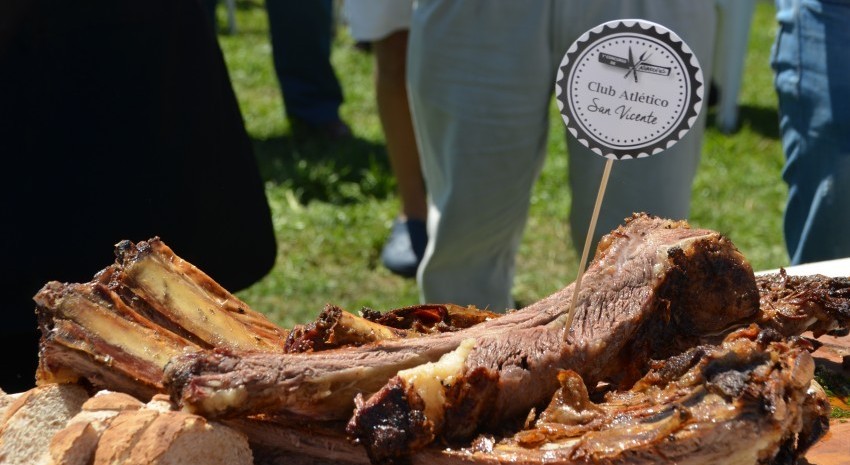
[
  {"xmin": 772, "ymin": 0, "xmax": 850, "ymax": 264},
  {"xmin": 265, "ymin": 0, "xmax": 344, "ymax": 125}
]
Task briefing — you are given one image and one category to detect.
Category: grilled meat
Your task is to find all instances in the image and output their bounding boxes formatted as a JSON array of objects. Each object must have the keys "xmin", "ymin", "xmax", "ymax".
[
  {"xmin": 165, "ymin": 215, "xmax": 759, "ymax": 426},
  {"xmin": 32, "ymin": 214, "xmax": 850, "ymax": 465},
  {"xmin": 229, "ymin": 328, "xmax": 832, "ymax": 465},
  {"xmin": 448, "ymin": 327, "xmax": 829, "ymax": 465},
  {"xmin": 35, "ymin": 238, "xmax": 287, "ymax": 399}
]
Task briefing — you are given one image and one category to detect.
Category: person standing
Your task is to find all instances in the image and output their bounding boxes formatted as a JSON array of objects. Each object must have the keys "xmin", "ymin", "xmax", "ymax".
[
  {"xmin": 0, "ymin": 0, "xmax": 277, "ymax": 392},
  {"xmin": 407, "ymin": 1, "xmax": 717, "ymax": 311},
  {"xmin": 343, "ymin": 0, "xmax": 427, "ymax": 277},
  {"xmin": 265, "ymin": 0, "xmax": 352, "ymax": 140},
  {"xmin": 771, "ymin": 0, "xmax": 850, "ymax": 265}
]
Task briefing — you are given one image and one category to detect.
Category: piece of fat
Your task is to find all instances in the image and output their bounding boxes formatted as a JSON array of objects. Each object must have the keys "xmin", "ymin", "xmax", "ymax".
[
  {"xmin": 194, "ymin": 386, "xmax": 248, "ymax": 415},
  {"xmin": 651, "ymin": 234, "xmax": 713, "ymax": 280},
  {"xmin": 397, "ymin": 338, "xmax": 477, "ymax": 424}
]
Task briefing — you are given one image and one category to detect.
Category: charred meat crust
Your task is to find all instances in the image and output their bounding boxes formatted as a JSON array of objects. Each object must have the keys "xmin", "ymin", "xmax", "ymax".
[
  {"xmin": 341, "ymin": 215, "xmax": 763, "ymax": 460},
  {"xmin": 454, "ymin": 329, "xmax": 826, "ymax": 465},
  {"xmin": 623, "ymin": 236, "xmax": 762, "ymax": 383},
  {"xmin": 361, "ymin": 304, "xmax": 501, "ymax": 333},
  {"xmin": 756, "ymin": 270, "xmax": 850, "ymax": 337},
  {"xmin": 345, "ymin": 367, "xmax": 502, "ymax": 464},
  {"xmin": 231, "ymin": 329, "xmax": 831, "ymax": 465},
  {"xmin": 345, "ymin": 378, "xmax": 434, "ymax": 465},
  {"xmin": 285, "ymin": 305, "xmax": 411, "ymax": 353},
  {"xmin": 285, "ymin": 304, "xmax": 502, "ymax": 354}
]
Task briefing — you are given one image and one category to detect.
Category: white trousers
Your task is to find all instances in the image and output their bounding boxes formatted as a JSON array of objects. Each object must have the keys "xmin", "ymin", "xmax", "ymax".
[{"xmin": 408, "ymin": 0, "xmax": 717, "ymax": 310}]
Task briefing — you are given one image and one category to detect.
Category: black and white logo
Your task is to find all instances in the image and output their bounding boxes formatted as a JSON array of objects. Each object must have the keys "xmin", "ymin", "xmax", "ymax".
[{"xmin": 556, "ymin": 20, "xmax": 703, "ymax": 159}]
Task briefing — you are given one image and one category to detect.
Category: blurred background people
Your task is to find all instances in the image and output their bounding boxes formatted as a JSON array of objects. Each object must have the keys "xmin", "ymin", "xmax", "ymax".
[
  {"xmin": 265, "ymin": 0, "xmax": 351, "ymax": 140},
  {"xmin": 771, "ymin": 0, "xmax": 850, "ymax": 265},
  {"xmin": 0, "ymin": 0, "xmax": 276, "ymax": 392},
  {"xmin": 407, "ymin": 1, "xmax": 717, "ymax": 311},
  {"xmin": 343, "ymin": 0, "xmax": 427, "ymax": 278}
]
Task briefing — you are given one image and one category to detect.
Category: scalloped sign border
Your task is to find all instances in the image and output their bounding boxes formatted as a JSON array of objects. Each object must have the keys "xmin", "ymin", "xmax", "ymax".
[{"xmin": 555, "ymin": 20, "xmax": 704, "ymax": 160}]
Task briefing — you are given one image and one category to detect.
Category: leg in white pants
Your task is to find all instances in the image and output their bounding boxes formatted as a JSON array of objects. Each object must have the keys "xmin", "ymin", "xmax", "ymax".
[
  {"xmin": 408, "ymin": 0, "xmax": 555, "ymax": 310},
  {"xmin": 565, "ymin": 2, "xmax": 717, "ymax": 253},
  {"xmin": 408, "ymin": 0, "xmax": 717, "ymax": 310}
]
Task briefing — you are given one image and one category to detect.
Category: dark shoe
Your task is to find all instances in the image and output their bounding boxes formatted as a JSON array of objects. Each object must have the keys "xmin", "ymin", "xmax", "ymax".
[
  {"xmin": 381, "ymin": 218, "xmax": 427, "ymax": 278},
  {"xmin": 708, "ymin": 80, "xmax": 720, "ymax": 108}
]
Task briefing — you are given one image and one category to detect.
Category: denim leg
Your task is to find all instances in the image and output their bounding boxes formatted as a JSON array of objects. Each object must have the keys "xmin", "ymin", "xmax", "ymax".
[
  {"xmin": 265, "ymin": 0, "xmax": 344, "ymax": 125},
  {"xmin": 772, "ymin": 0, "xmax": 850, "ymax": 264}
]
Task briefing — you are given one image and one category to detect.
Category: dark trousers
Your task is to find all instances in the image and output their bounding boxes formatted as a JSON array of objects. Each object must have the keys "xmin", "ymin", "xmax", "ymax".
[{"xmin": 265, "ymin": 0, "xmax": 344, "ymax": 125}]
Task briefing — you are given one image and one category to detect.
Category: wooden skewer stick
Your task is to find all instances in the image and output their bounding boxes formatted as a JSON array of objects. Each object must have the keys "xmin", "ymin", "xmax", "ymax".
[{"xmin": 564, "ymin": 158, "xmax": 614, "ymax": 340}]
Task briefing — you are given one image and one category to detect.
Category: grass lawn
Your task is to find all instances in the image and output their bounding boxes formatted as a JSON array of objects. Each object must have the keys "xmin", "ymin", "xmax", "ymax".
[{"xmin": 215, "ymin": 0, "xmax": 787, "ymax": 327}]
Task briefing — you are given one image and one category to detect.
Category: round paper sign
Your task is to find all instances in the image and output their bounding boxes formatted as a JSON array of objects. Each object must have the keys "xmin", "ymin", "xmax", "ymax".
[{"xmin": 556, "ymin": 19, "xmax": 704, "ymax": 159}]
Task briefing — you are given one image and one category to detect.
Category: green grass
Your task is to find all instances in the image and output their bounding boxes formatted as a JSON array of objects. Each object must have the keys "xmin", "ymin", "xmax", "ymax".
[
  {"xmin": 215, "ymin": 1, "xmax": 787, "ymax": 327},
  {"xmin": 814, "ymin": 364, "xmax": 850, "ymax": 420}
]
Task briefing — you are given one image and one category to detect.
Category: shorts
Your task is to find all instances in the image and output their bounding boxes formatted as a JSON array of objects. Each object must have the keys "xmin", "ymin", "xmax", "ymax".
[{"xmin": 343, "ymin": 0, "xmax": 413, "ymax": 42}]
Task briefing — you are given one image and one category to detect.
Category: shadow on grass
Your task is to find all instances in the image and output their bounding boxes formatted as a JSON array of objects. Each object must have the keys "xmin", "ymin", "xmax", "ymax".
[
  {"xmin": 737, "ymin": 105, "xmax": 780, "ymax": 139},
  {"xmin": 707, "ymin": 105, "xmax": 780, "ymax": 139},
  {"xmin": 234, "ymin": 0, "xmax": 265, "ymax": 12},
  {"xmin": 252, "ymin": 134, "xmax": 395, "ymax": 205}
]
